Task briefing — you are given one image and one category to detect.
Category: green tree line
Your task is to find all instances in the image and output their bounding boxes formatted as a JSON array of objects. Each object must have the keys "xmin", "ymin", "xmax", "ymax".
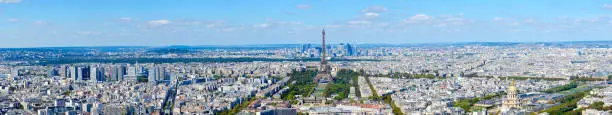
[{"xmin": 543, "ymin": 81, "xmax": 578, "ymax": 93}]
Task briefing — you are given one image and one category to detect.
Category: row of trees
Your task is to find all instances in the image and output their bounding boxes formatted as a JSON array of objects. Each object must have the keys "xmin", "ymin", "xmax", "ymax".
[
  {"xmin": 382, "ymin": 95, "xmax": 404, "ymax": 115},
  {"xmin": 360, "ymin": 75, "xmax": 404, "ymax": 115},
  {"xmin": 543, "ymin": 81, "xmax": 578, "ymax": 93},
  {"xmin": 571, "ymin": 76, "xmax": 608, "ymax": 82},
  {"xmin": 217, "ymin": 97, "xmax": 258, "ymax": 115},
  {"xmin": 351, "ymin": 72, "xmax": 361, "ymax": 98},
  {"xmin": 364, "ymin": 76, "xmax": 379, "ymax": 99}
]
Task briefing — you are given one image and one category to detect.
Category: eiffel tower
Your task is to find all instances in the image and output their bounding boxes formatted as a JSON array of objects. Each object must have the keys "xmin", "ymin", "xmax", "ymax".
[{"xmin": 315, "ymin": 28, "xmax": 332, "ymax": 83}]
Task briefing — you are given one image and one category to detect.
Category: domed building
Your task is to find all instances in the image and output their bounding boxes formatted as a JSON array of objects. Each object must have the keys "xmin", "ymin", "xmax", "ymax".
[{"xmin": 502, "ymin": 80, "xmax": 520, "ymax": 111}]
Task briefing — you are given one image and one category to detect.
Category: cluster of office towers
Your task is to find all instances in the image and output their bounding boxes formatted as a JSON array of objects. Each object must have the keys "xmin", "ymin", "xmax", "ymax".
[
  {"xmin": 61, "ymin": 64, "xmax": 168, "ymax": 83},
  {"xmin": 64, "ymin": 66, "xmax": 105, "ymax": 82}
]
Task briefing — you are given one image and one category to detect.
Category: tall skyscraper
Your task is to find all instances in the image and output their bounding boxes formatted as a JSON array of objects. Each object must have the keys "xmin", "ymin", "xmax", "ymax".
[
  {"xmin": 60, "ymin": 65, "xmax": 68, "ymax": 78},
  {"xmin": 70, "ymin": 66, "xmax": 77, "ymax": 81},
  {"xmin": 120, "ymin": 66, "xmax": 126, "ymax": 81},
  {"xmin": 127, "ymin": 66, "xmax": 137, "ymax": 77},
  {"xmin": 77, "ymin": 67, "xmax": 83, "ymax": 81},
  {"xmin": 110, "ymin": 66, "xmax": 125, "ymax": 81},
  {"xmin": 335, "ymin": 43, "xmax": 354, "ymax": 56},
  {"xmin": 109, "ymin": 66, "xmax": 117, "ymax": 81},
  {"xmin": 156, "ymin": 66, "xmax": 165, "ymax": 81},
  {"xmin": 114, "ymin": 66, "xmax": 126, "ymax": 81},
  {"xmin": 98, "ymin": 67, "xmax": 105, "ymax": 81},
  {"xmin": 90, "ymin": 67, "xmax": 104, "ymax": 82},
  {"xmin": 346, "ymin": 43, "xmax": 354, "ymax": 56},
  {"xmin": 81, "ymin": 67, "xmax": 90, "ymax": 81},
  {"xmin": 148, "ymin": 66, "xmax": 156, "ymax": 83},
  {"xmin": 91, "ymin": 67, "xmax": 97, "ymax": 82}
]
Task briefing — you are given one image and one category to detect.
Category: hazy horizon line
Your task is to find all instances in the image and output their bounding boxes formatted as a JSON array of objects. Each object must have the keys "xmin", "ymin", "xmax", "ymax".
[{"xmin": 2, "ymin": 40, "xmax": 611, "ymax": 49}]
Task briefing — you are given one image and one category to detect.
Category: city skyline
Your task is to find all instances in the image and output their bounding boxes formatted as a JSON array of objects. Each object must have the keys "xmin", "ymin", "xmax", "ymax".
[
  {"xmin": 0, "ymin": 5, "xmax": 611, "ymax": 113},
  {"xmin": 2, "ymin": 0, "xmax": 612, "ymax": 48}
]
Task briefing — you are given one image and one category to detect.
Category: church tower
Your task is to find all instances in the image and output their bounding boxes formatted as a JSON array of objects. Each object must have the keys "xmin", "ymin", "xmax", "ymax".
[{"xmin": 502, "ymin": 80, "xmax": 520, "ymax": 110}]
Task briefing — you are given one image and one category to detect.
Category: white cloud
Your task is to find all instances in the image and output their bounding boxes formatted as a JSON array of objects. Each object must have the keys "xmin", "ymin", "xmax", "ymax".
[
  {"xmin": 279, "ymin": 21, "xmax": 302, "ymax": 25},
  {"xmin": 33, "ymin": 20, "xmax": 46, "ymax": 25},
  {"xmin": 493, "ymin": 17, "xmax": 503, "ymax": 21},
  {"xmin": 6, "ymin": 18, "xmax": 19, "ymax": 22},
  {"xmin": 401, "ymin": 14, "xmax": 475, "ymax": 27},
  {"xmin": 297, "ymin": 4, "xmax": 312, "ymax": 9},
  {"xmin": 362, "ymin": 6, "xmax": 388, "ymax": 13},
  {"xmin": 438, "ymin": 16, "xmax": 474, "ymax": 26},
  {"xmin": 149, "ymin": 20, "xmax": 170, "ymax": 25},
  {"xmin": 206, "ymin": 24, "xmax": 217, "ymax": 28},
  {"xmin": 201, "ymin": 20, "xmax": 225, "ymax": 28},
  {"xmin": 218, "ymin": 26, "xmax": 245, "ymax": 32},
  {"xmin": 173, "ymin": 20, "xmax": 202, "ymax": 26},
  {"xmin": 76, "ymin": 31, "xmax": 102, "ymax": 36},
  {"xmin": 348, "ymin": 20, "xmax": 371, "ymax": 25},
  {"xmin": 411, "ymin": 14, "xmax": 432, "ymax": 20},
  {"xmin": 510, "ymin": 29, "xmax": 525, "ymax": 32},
  {"xmin": 364, "ymin": 12, "xmax": 379, "ymax": 18},
  {"xmin": 404, "ymin": 14, "xmax": 432, "ymax": 23},
  {"xmin": 603, "ymin": 4, "xmax": 612, "ymax": 9},
  {"xmin": 253, "ymin": 23, "xmax": 272, "ymax": 28},
  {"xmin": 524, "ymin": 18, "xmax": 537, "ymax": 24},
  {"xmin": 0, "ymin": 0, "xmax": 20, "ymax": 3},
  {"xmin": 376, "ymin": 23, "xmax": 389, "ymax": 27},
  {"xmin": 252, "ymin": 20, "xmax": 302, "ymax": 29},
  {"xmin": 119, "ymin": 17, "xmax": 132, "ymax": 22},
  {"xmin": 324, "ymin": 25, "xmax": 342, "ymax": 28}
]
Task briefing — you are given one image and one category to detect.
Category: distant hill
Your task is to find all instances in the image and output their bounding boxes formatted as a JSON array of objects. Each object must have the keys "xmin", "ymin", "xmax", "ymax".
[{"xmin": 146, "ymin": 48, "xmax": 194, "ymax": 54}]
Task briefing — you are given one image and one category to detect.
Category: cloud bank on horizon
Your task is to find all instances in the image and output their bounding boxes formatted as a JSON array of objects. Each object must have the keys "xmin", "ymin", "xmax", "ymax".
[{"xmin": 1, "ymin": 0, "xmax": 612, "ymax": 47}]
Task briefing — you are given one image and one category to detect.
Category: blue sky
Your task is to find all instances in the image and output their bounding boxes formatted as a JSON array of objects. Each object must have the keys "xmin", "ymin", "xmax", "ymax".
[{"xmin": 1, "ymin": 0, "xmax": 612, "ymax": 47}]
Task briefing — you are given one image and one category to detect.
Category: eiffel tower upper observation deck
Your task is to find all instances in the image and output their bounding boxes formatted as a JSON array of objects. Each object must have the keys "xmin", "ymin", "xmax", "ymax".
[{"xmin": 315, "ymin": 28, "xmax": 333, "ymax": 83}]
